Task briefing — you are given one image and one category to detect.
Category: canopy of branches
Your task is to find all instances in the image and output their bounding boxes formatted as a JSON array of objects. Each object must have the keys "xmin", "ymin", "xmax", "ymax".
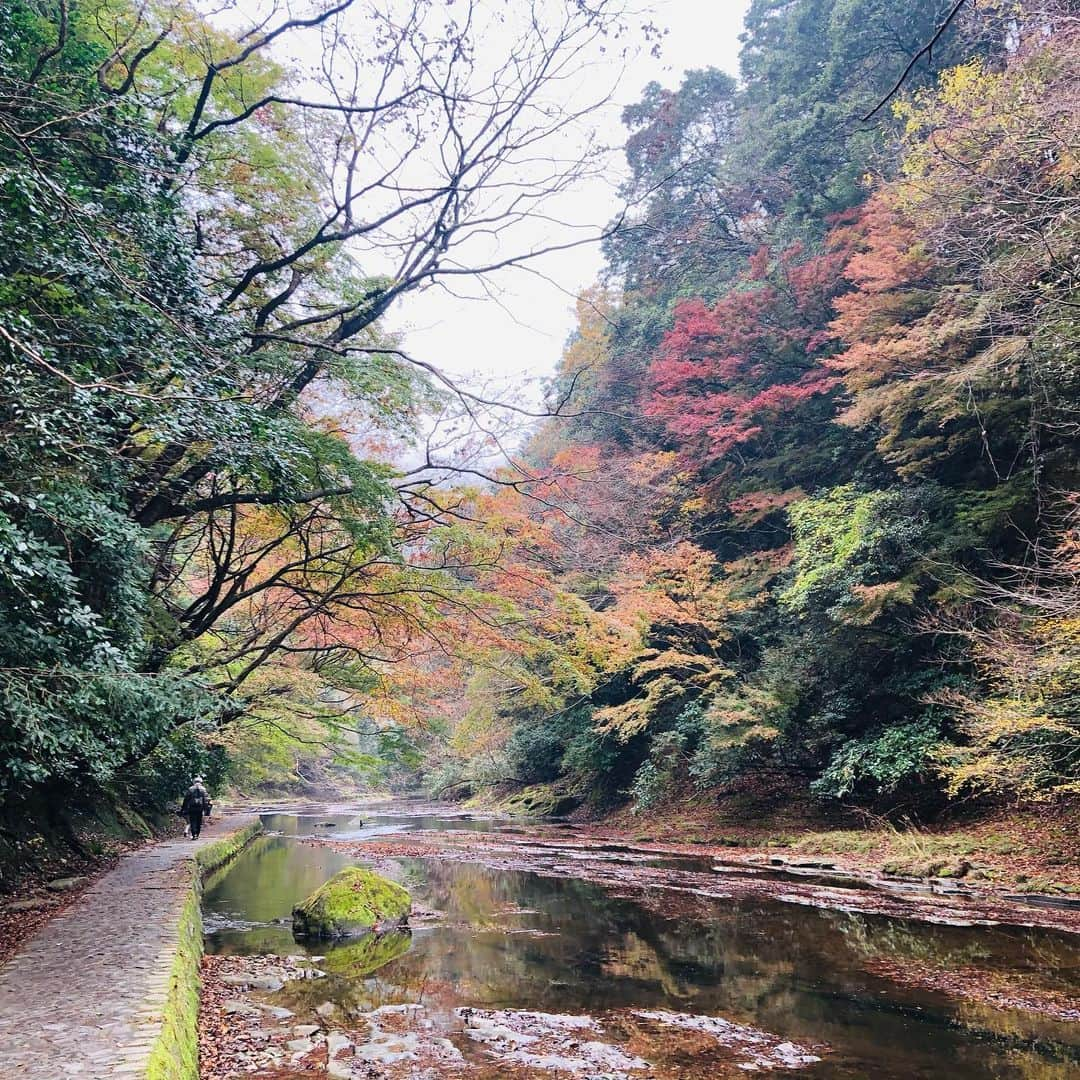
[{"xmin": 2, "ymin": 0, "xmax": 1078, "ymax": 822}]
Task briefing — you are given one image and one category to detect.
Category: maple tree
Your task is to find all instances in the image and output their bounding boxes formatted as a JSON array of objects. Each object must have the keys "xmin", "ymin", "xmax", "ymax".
[{"xmin": 642, "ymin": 244, "xmax": 846, "ymax": 470}]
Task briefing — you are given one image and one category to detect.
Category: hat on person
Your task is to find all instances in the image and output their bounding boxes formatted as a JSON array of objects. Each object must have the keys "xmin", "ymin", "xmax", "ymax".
[{"xmin": 193, "ymin": 775, "xmax": 205, "ymax": 784}]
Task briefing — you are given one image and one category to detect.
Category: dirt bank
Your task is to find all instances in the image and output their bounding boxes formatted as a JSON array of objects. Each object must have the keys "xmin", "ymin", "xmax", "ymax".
[{"xmin": 586, "ymin": 795, "xmax": 1080, "ymax": 891}]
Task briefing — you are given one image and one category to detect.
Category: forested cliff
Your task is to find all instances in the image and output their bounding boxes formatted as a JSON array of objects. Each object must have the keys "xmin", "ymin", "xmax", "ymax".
[
  {"xmin": 423, "ymin": 0, "xmax": 1080, "ymax": 816},
  {"xmin": 1, "ymin": 0, "xmax": 1077, "ymax": 833}
]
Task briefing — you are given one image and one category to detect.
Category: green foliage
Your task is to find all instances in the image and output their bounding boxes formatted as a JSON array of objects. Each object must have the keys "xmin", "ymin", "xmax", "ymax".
[
  {"xmin": 812, "ymin": 718, "xmax": 945, "ymax": 800},
  {"xmin": 4, "ymin": 0, "xmax": 1077, "ymax": 826},
  {"xmin": 452, "ymin": 8, "xmax": 1077, "ymax": 821},
  {"xmin": 607, "ymin": 68, "xmax": 742, "ymax": 295},
  {"xmin": 0, "ymin": 669, "xmax": 222, "ymax": 793},
  {"xmin": 126, "ymin": 726, "xmax": 230, "ymax": 811},
  {"xmin": 0, "ymin": 1, "xmax": 231, "ymax": 793},
  {"xmin": 561, "ymin": 716, "xmax": 625, "ymax": 796},
  {"xmin": 629, "ymin": 702, "xmax": 707, "ymax": 811},
  {"xmin": 781, "ymin": 485, "xmax": 928, "ymax": 618},
  {"xmin": 505, "ymin": 705, "xmax": 614, "ymax": 788},
  {"xmin": 736, "ymin": 0, "xmax": 1005, "ymax": 230},
  {"xmin": 505, "ymin": 723, "xmax": 566, "ymax": 786}
]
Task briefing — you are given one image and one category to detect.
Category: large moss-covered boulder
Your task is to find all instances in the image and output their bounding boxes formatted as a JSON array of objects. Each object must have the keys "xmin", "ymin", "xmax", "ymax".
[
  {"xmin": 292, "ymin": 867, "xmax": 410, "ymax": 939},
  {"xmin": 500, "ymin": 784, "xmax": 581, "ymax": 818}
]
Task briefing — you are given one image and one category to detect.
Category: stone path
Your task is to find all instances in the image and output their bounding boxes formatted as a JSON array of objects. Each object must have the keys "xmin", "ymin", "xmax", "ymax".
[{"xmin": 0, "ymin": 818, "xmax": 247, "ymax": 1078}]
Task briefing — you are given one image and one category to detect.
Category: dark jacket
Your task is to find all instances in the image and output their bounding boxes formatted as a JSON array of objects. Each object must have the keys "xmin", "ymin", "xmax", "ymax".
[{"xmin": 181, "ymin": 784, "xmax": 212, "ymax": 817}]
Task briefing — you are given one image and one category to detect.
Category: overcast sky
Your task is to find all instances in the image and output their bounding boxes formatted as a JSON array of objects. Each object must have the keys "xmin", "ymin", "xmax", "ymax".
[{"xmin": 386, "ymin": 0, "xmax": 751, "ymax": 400}]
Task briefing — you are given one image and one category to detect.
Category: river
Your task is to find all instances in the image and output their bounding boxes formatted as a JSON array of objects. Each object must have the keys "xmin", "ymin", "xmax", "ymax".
[{"xmin": 199, "ymin": 805, "xmax": 1080, "ymax": 1078}]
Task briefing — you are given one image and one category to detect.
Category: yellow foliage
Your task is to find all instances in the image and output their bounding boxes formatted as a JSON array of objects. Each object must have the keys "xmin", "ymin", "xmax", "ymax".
[{"xmin": 939, "ymin": 598, "xmax": 1080, "ymax": 800}]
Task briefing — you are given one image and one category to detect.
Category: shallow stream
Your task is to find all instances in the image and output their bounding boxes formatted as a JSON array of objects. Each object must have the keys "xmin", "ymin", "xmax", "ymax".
[{"xmin": 202, "ymin": 807, "xmax": 1080, "ymax": 1078}]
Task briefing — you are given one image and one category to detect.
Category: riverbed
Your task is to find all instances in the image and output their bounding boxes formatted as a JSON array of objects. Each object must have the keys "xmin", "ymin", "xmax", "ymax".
[{"xmin": 199, "ymin": 804, "xmax": 1080, "ymax": 1078}]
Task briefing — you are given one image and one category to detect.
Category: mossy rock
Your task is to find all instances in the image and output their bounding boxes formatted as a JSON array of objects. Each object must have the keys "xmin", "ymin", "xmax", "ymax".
[
  {"xmin": 935, "ymin": 859, "xmax": 972, "ymax": 879},
  {"xmin": 320, "ymin": 930, "xmax": 412, "ymax": 977},
  {"xmin": 500, "ymin": 784, "xmax": 581, "ymax": 818},
  {"xmin": 292, "ymin": 867, "xmax": 410, "ymax": 939}
]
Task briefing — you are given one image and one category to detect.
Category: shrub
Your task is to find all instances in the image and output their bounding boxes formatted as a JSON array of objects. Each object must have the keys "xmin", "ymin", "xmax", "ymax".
[{"xmin": 812, "ymin": 717, "xmax": 944, "ymax": 802}]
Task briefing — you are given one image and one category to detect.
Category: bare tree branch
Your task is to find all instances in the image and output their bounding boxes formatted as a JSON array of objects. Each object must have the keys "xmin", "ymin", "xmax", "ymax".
[{"xmin": 862, "ymin": 0, "xmax": 968, "ymax": 121}]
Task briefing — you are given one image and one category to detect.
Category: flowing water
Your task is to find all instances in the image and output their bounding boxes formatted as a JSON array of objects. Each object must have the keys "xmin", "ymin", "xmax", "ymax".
[{"xmin": 203, "ymin": 807, "xmax": 1080, "ymax": 1078}]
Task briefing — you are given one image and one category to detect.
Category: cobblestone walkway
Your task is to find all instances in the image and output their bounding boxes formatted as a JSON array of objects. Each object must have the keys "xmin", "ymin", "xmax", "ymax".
[{"xmin": 0, "ymin": 818, "xmax": 246, "ymax": 1077}]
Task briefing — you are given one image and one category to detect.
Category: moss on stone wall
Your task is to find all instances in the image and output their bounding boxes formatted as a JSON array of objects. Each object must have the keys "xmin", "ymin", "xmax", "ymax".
[
  {"xmin": 144, "ymin": 820, "xmax": 262, "ymax": 1080},
  {"xmin": 195, "ymin": 821, "xmax": 263, "ymax": 875},
  {"xmin": 145, "ymin": 886, "xmax": 202, "ymax": 1080}
]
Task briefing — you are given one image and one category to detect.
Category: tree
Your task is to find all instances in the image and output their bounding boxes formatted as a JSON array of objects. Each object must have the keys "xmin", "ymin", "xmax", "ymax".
[
  {"xmin": 642, "ymin": 242, "xmax": 847, "ymax": 475},
  {"xmin": 0, "ymin": 0, "xmax": 645, "ymax": 800},
  {"xmin": 605, "ymin": 68, "xmax": 747, "ymax": 296},
  {"xmin": 736, "ymin": 0, "xmax": 1006, "ymax": 229},
  {"xmin": 936, "ymin": 499, "xmax": 1080, "ymax": 801}
]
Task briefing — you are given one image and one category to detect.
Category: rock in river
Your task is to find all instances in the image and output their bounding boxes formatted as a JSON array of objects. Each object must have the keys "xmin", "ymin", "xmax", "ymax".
[{"xmin": 292, "ymin": 867, "xmax": 410, "ymax": 939}]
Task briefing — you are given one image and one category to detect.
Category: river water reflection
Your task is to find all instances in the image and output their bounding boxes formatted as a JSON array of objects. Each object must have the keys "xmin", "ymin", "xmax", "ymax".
[{"xmin": 202, "ymin": 809, "xmax": 1080, "ymax": 1078}]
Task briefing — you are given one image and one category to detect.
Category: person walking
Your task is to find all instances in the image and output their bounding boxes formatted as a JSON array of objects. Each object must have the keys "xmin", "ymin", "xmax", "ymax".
[{"xmin": 180, "ymin": 776, "xmax": 212, "ymax": 839}]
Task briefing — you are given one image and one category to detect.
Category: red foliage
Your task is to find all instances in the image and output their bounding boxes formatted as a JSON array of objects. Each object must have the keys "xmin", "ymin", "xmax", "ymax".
[
  {"xmin": 824, "ymin": 195, "xmax": 938, "ymax": 395},
  {"xmin": 642, "ymin": 243, "xmax": 851, "ymax": 465}
]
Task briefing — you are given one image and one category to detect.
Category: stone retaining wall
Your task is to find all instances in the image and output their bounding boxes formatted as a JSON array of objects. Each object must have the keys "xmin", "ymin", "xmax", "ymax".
[{"xmin": 145, "ymin": 821, "xmax": 263, "ymax": 1080}]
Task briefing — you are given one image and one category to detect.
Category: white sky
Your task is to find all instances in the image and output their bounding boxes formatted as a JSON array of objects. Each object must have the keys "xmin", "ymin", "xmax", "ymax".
[
  {"xmin": 219, "ymin": 0, "xmax": 753, "ymax": 449},
  {"xmin": 386, "ymin": 0, "xmax": 751, "ymax": 399}
]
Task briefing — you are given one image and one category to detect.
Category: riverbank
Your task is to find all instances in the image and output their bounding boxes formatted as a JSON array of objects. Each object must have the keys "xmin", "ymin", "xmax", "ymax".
[
  {"xmin": 590, "ymin": 794, "xmax": 1080, "ymax": 894},
  {"xmin": 467, "ymin": 786, "xmax": 1080, "ymax": 896},
  {"xmin": 0, "ymin": 793, "xmax": 390, "ymax": 963}
]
